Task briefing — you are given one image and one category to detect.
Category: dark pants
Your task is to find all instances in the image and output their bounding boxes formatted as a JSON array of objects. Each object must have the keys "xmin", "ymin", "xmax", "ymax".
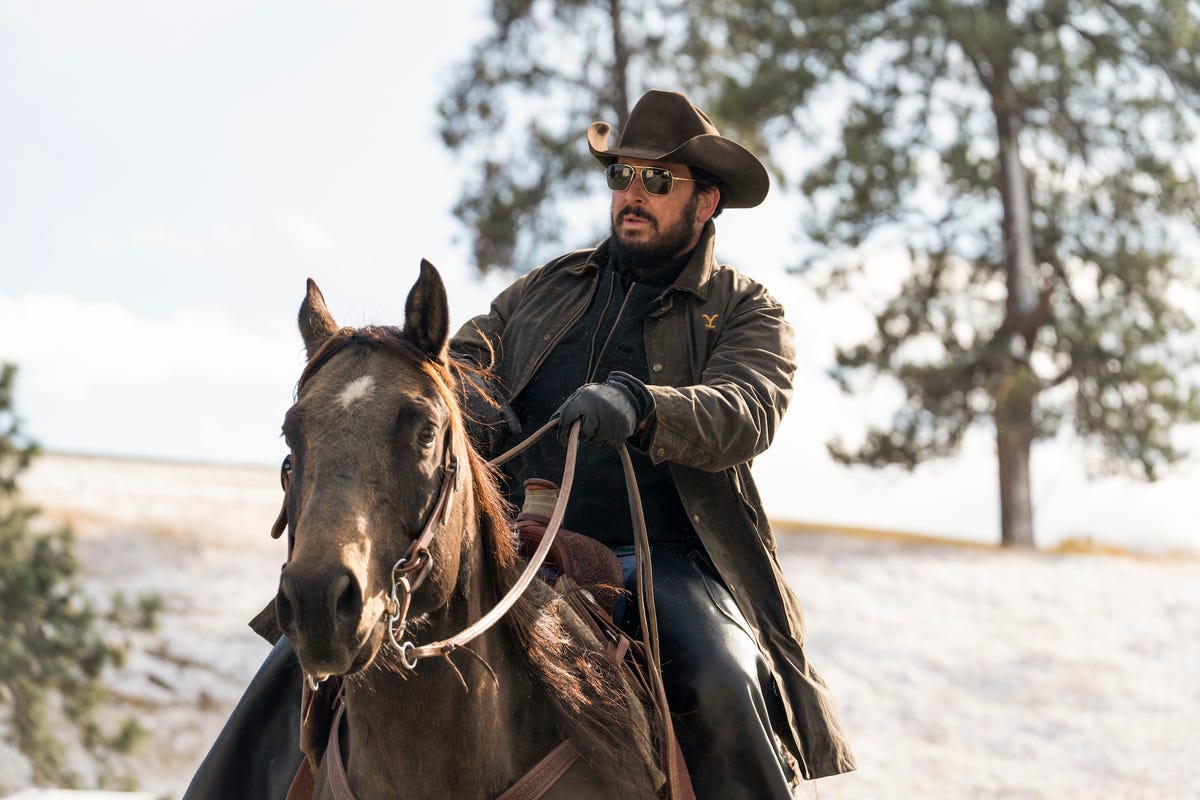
[{"xmin": 615, "ymin": 545, "xmax": 798, "ymax": 800}]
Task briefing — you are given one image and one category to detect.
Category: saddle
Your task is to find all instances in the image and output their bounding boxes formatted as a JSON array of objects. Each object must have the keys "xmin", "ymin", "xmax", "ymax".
[{"xmin": 514, "ymin": 478, "xmax": 624, "ymax": 617}]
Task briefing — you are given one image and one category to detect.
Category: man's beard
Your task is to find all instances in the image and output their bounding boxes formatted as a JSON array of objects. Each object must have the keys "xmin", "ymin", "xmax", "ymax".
[{"xmin": 610, "ymin": 192, "xmax": 701, "ymax": 273}]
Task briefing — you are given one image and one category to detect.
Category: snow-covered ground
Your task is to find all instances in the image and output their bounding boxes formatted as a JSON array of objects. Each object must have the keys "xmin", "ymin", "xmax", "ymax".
[{"xmin": 7, "ymin": 453, "xmax": 1199, "ymax": 799}]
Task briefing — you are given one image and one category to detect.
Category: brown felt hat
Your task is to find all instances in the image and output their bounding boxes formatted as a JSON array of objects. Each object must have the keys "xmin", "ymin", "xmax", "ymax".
[{"xmin": 587, "ymin": 89, "xmax": 769, "ymax": 208}]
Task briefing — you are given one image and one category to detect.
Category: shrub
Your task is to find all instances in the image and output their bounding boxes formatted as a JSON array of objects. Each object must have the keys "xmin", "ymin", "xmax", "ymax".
[{"xmin": 0, "ymin": 362, "xmax": 158, "ymax": 788}]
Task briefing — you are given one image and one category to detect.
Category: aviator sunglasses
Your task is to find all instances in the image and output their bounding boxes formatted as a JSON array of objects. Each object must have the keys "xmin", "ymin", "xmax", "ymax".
[{"xmin": 605, "ymin": 163, "xmax": 700, "ymax": 196}]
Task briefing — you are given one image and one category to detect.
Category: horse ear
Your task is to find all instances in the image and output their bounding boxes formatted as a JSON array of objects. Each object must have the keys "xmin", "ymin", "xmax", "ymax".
[
  {"xmin": 299, "ymin": 278, "xmax": 339, "ymax": 360},
  {"xmin": 404, "ymin": 259, "xmax": 450, "ymax": 363}
]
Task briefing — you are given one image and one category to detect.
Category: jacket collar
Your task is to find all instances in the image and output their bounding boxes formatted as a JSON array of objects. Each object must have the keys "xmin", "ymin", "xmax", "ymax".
[
  {"xmin": 671, "ymin": 221, "xmax": 718, "ymax": 301},
  {"xmin": 576, "ymin": 221, "xmax": 719, "ymax": 301}
]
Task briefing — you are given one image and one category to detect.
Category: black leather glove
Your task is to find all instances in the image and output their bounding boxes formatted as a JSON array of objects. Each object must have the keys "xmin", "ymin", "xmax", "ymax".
[{"xmin": 556, "ymin": 371, "xmax": 654, "ymax": 448}]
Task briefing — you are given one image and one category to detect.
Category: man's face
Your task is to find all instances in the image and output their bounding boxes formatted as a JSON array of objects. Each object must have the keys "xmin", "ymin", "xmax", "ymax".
[{"xmin": 609, "ymin": 158, "xmax": 717, "ymax": 267}]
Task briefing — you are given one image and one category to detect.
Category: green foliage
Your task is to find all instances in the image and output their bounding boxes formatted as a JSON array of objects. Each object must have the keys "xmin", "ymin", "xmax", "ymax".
[
  {"xmin": 702, "ymin": 0, "xmax": 1200, "ymax": 488},
  {"xmin": 0, "ymin": 363, "xmax": 159, "ymax": 788}
]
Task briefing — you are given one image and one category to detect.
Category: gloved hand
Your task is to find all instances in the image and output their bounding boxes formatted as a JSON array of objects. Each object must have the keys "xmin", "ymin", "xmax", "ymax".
[{"xmin": 556, "ymin": 371, "xmax": 654, "ymax": 448}]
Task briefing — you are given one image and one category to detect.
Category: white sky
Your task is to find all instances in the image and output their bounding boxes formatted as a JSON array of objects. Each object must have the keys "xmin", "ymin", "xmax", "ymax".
[{"xmin": 2, "ymin": 0, "xmax": 1198, "ymax": 553}]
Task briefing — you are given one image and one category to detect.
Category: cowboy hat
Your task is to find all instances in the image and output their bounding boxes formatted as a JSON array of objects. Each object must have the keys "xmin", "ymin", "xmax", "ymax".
[{"xmin": 587, "ymin": 89, "xmax": 769, "ymax": 208}]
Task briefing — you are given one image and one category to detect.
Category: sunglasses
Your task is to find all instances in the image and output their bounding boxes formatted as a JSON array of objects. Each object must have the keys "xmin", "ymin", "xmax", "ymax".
[{"xmin": 605, "ymin": 163, "xmax": 700, "ymax": 196}]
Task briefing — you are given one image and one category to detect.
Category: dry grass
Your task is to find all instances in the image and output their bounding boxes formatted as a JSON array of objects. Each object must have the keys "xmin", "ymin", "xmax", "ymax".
[
  {"xmin": 774, "ymin": 518, "xmax": 1199, "ymax": 561},
  {"xmin": 774, "ymin": 519, "xmax": 1001, "ymax": 550}
]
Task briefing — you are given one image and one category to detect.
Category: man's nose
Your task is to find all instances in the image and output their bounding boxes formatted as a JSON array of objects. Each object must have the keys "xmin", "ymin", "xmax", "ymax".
[{"xmin": 623, "ymin": 173, "xmax": 650, "ymax": 201}]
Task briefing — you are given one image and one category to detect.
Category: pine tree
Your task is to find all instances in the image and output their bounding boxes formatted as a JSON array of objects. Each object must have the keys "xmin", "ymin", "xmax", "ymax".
[{"xmin": 701, "ymin": 0, "xmax": 1200, "ymax": 545}]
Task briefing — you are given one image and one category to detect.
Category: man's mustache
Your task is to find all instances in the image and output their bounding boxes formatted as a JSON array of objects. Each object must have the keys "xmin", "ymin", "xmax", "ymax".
[{"xmin": 617, "ymin": 205, "xmax": 657, "ymax": 228}]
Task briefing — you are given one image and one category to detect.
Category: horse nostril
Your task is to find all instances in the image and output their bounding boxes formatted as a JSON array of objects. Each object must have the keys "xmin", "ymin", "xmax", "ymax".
[
  {"xmin": 330, "ymin": 572, "xmax": 362, "ymax": 629},
  {"xmin": 276, "ymin": 575, "xmax": 297, "ymax": 633}
]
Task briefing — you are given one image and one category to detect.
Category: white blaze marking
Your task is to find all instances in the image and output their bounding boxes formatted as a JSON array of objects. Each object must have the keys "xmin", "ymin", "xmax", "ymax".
[{"xmin": 338, "ymin": 375, "xmax": 375, "ymax": 408}]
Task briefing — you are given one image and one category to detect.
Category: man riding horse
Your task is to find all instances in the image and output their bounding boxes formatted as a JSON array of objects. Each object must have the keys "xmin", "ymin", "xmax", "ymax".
[
  {"xmin": 452, "ymin": 89, "xmax": 854, "ymax": 797},
  {"xmin": 184, "ymin": 89, "xmax": 853, "ymax": 799}
]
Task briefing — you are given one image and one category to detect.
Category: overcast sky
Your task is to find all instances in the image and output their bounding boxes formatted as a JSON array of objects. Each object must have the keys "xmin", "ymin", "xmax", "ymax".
[{"xmin": 2, "ymin": 0, "xmax": 1197, "ymax": 553}]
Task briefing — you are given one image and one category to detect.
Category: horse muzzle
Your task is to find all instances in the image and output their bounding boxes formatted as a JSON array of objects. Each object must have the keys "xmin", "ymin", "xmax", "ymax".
[{"xmin": 276, "ymin": 564, "xmax": 374, "ymax": 679}]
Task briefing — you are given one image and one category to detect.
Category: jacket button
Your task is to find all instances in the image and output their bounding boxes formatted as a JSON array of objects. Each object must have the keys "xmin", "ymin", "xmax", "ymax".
[
  {"xmin": 691, "ymin": 514, "xmax": 700, "ymax": 524},
  {"xmin": 652, "ymin": 363, "xmax": 663, "ymax": 372},
  {"xmin": 655, "ymin": 448, "xmax": 666, "ymax": 458}
]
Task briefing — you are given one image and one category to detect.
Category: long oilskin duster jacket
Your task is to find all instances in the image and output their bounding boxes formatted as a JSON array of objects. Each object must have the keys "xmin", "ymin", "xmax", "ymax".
[{"xmin": 451, "ymin": 222, "xmax": 856, "ymax": 779}]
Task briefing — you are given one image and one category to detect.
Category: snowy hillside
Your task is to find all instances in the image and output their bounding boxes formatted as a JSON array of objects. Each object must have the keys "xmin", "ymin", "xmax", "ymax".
[{"xmin": 6, "ymin": 453, "xmax": 1199, "ymax": 799}]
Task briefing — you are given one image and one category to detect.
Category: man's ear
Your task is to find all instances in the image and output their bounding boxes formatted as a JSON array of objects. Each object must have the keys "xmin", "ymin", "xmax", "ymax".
[{"xmin": 696, "ymin": 184, "xmax": 721, "ymax": 224}]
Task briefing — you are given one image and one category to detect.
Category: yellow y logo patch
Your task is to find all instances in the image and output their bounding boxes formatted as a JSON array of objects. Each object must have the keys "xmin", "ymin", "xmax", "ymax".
[{"xmin": 702, "ymin": 313, "xmax": 719, "ymax": 330}]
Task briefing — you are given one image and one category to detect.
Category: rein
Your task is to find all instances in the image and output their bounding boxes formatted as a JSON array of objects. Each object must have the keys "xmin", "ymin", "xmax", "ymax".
[{"xmin": 379, "ymin": 419, "xmax": 688, "ymax": 798}]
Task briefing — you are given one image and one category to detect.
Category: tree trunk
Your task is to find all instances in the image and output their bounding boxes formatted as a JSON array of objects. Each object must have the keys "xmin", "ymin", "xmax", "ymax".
[
  {"xmin": 995, "ymin": 367, "xmax": 1036, "ymax": 547},
  {"xmin": 608, "ymin": 0, "xmax": 632, "ymax": 127},
  {"xmin": 994, "ymin": 96, "xmax": 1039, "ymax": 547},
  {"xmin": 990, "ymin": 27, "xmax": 1040, "ymax": 546}
]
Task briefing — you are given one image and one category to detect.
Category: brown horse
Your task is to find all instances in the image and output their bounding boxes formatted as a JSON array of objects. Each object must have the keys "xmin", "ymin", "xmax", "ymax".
[{"xmin": 275, "ymin": 261, "xmax": 660, "ymax": 799}]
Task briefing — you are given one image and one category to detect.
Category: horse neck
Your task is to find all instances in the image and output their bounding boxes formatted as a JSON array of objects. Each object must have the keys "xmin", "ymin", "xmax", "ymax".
[{"xmin": 339, "ymin": 497, "xmax": 562, "ymax": 797}]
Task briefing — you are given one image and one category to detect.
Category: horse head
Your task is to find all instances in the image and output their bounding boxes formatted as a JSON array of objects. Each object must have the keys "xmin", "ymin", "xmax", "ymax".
[{"xmin": 275, "ymin": 260, "xmax": 474, "ymax": 683}]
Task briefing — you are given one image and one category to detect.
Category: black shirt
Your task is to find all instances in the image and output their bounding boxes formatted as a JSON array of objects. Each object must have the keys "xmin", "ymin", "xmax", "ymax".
[{"xmin": 502, "ymin": 252, "xmax": 697, "ymax": 547}]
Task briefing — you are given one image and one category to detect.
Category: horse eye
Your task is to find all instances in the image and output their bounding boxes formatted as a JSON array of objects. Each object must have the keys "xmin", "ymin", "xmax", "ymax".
[
  {"xmin": 279, "ymin": 454, "xmax": 294, "ymax": 489},
  {"xmin": 417, "ymin": 425, "xmax": 437, "ymax": 449}
]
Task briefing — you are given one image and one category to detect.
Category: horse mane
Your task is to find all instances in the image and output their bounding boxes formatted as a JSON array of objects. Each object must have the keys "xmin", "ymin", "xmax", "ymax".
[{"xmin": 302, "ymin": 326, "xmax": 654, "ymax": 794}]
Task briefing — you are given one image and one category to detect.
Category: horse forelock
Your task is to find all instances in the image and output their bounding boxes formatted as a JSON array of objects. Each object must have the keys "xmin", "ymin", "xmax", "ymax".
[{"xmin": 298, "ymin": 326, "xmax": 424, "ymax": 397}]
